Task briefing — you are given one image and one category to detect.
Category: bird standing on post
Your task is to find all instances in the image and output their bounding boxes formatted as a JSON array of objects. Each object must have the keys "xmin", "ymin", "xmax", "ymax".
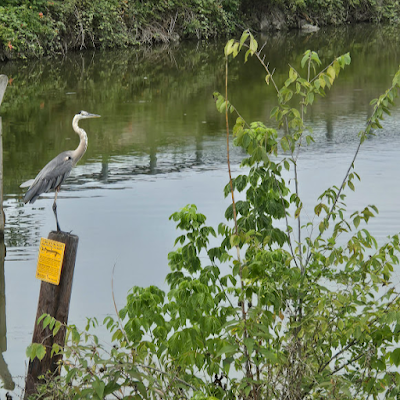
[{"xmin": 21, "ymin": 111, "xmax": 101, "ymax": 232}]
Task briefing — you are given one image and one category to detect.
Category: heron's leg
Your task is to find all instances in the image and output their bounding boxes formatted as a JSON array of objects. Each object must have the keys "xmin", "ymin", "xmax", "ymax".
[{"xmin": 52, "ymin": 188, "xmax": 61, "ymax": 232}]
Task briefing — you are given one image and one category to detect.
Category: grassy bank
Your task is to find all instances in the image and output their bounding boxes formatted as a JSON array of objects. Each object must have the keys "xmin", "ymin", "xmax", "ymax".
[{"xmin": 0, "ymin": 0, "xmax": 400, "ymax": 60}]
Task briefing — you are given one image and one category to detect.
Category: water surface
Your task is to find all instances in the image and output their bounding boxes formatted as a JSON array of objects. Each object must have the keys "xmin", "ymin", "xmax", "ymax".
[{"xmin": 1, "ymin": 24, "xmax": 400, "ymax": 395}]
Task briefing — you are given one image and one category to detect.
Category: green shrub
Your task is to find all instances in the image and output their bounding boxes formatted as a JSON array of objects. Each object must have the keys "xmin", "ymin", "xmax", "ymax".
[
  {"xmin": 27, "ymin": 31, "xmax": 400, "ymax": 399},
  {"xmin": 0, "ymin": 4, "xmax": 60, "ymax": 58},
  {"xmin": 0, "ymin": 0, "xmax": 241, "ymax": 58}
]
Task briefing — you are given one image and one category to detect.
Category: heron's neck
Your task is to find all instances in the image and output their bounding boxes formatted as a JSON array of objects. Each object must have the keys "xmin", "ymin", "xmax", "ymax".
[{"xmin": 71, "ymin": 117, "xmax": 88, "ymax": 165}]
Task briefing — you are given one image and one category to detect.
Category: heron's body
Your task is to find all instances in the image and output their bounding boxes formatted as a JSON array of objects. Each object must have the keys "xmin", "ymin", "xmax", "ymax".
[
  {"xmin": 22, "ymin": 110, "xmax": 100, "ymax": 231},
  {"xmin": 23, "ymin": 150, "xmax": 75, "ymax": 204}
]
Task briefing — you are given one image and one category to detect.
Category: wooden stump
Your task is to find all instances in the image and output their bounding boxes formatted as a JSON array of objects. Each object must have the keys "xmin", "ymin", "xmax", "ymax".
[
  {"xmin": 0, "ymin": 75, "xmax": 8, "ymax": 238},
  {"xmin": 24, "ymin": 231, "xmax": 79, "ymax": 398}
]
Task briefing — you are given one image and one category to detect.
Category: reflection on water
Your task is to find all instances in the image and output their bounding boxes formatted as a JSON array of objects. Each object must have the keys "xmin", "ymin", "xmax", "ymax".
[
  {"xmin": 2, "ymin": 25, "xmax": 400, "ymax": 198},
  {"xmin": 1, "ymin": 24, "xmax": 400, "ymax": 396},
  {"xmin": 0, "ymin": 238, "xmax": 14, "ymax": 391}
]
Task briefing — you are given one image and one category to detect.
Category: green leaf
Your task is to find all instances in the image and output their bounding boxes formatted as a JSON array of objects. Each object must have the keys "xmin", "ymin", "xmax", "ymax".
[
  {"xmin": 244, "ymin": 49, "xmax": 252, "ymax": 63},
  {"xmin": 72, "ymin": 329, "xmax": 81, "ymax": 344},
  {"xmin": 310, "ymin": 51, "xmax": 322, "ymax": 66},
  {"xmin": 26, "ymin": 343, "xmax": 46, "ymax": 361},
  {"xmin": 92, "ymin": 378, "xmax": 105, "ymax": 399},
  {"xmin": 327, "ymin": 66, "xmax": 335, "ymax": 83},
  {"xmin": 51, "ymin": 343, "xmax": 61, "ymax": 357},
  {"xmin": 294, "ymin": 204, "xmax": 302, "ymax": 219},
  {"xmin": 36, "ymin": 344, "xmax": 46, "ymax": 360},
  {"xmin": 230, "ymin": 234, "xmax": 240, "ymax": 247},
  {"xmin": 319, "ymin": 75, "xmax": 326, "ymax": 89},
  {"xmin": 26, "ymin": 344, "xmax": 34, "ymax": 360},
  {"xmin": 390, "ymin": 348, "xmax": 400, "ymax": 366},
  {"xmin": 270, "ymin": 106, "xmax": 279, "ymax": 119},
  {"xmin": 244, "ymin": 337, "xmax": 254, "ymax": 355},
  {"xmin": 306, "ymin": 135, "xmax": 314, "ymax": 145},
  {"xmin": 43, "ymin": 315, "xmax": 52, "ymax": 329},
  {"xmin": 104, "ymin": 381, "xmax": 121, "ymax": 396},
  {"xmin": 224, "ymin": 39, "xmax": 235, "ymax": 56},
  {"xmin": 65, "ymin": 368, "xmax": 78, "ymax": 383},
  {"xmin": 216, "ymin": 344, "xmax": 238, "ymax": 357},
  {"xmin": 285, "ymin": 68, "xmax": 297, "ymax": 87},
  {"xmin": 239, "ymin": 31, "xmax": 249, "ymax": 50},
  {"xmin": 53, "ymin": 320, "xmax": 62, "ymax": 336},
  {"xmin": 338, "ymin": 319, "xmax": 344, "ymax": 331},
  {"xmin": 301, "ymin": 50, "xmax": 310, "ymax": 68},
  {"xmin": 281, "ymin": 136, "xmax": 290, "ymax": 152},
  {"xmin": 37, "ymin": 313, "xmax": 47, "ymax": 324},
  {"xmin": 291, "ymin": 108, "xmax": 301, "ymax": 119},
  {"xmin": 232, "ymin": 42, "xmax": 239, "ymax": 58},
  {"xmin": 223, "ymin": 357, "xmax": 233, "ymax": 375},
  {"xmin": 305, "ymin": 91, "xmax": 314, "ymax": 105},
  {"xmin": 284, "ymin": 160, "xmax": 290, "ymax": 171},
  {"xmin": 319, "ymin": 220, "xmax": 327, "ymax": 233},
  {"xmin": 249, "ymin": 34, "xmax": 258, "ymax": 54},
  {"xmin": 343, "ymin": 52, "xmax": 351, "ymax": 65}
]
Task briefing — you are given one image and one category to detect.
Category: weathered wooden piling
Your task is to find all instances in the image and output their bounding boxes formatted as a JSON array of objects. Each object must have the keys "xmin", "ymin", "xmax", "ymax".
[
  {"xmin": 0, "ymin": 237, "xmax": 14, "ymax": 391},
  {"xmin": 0, "ymin": 75, "xmax": 13, "ymax": 390},
  {"xmin": 25, "ymin": 231, "xmax": 79, "ymax": 398},
  {"xmin": 0, "ymin": 75, "xmax": 8, "ymax": 238}
]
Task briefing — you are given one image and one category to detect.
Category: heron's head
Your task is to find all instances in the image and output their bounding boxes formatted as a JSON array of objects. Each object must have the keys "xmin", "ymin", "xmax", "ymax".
[{"xmin": 76, "ymin": 110, "xmax": 101, "ymax": 120}]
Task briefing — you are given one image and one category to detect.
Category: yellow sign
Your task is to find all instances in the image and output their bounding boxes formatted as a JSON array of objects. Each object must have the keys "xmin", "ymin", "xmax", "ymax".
[{"xmin": 36, "ymin": 238, "xmax": 66, "ymax": 285}]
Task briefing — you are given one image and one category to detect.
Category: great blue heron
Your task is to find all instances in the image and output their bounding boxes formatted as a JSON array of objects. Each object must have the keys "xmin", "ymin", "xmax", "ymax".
[{"xmin": 21, "ymin": 110, "xmax": 101, "ymax": 231}]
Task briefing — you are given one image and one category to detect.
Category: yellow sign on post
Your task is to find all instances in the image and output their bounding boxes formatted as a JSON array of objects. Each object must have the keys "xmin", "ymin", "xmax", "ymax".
[{"xmin": 36, "ymin": 238, "xmax": 66, "ymax": 285}]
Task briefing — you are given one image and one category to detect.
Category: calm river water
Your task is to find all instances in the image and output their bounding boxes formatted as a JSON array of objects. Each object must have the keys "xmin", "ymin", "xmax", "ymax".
[{"xmin": 1, "ymin": 24, "xmax": 400, "ymax": 396}]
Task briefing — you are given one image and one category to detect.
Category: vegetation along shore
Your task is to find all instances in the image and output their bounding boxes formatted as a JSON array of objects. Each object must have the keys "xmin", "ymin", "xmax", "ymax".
[{"xmin": 1, "ymin": 0, "xmax": 400, "ymax": 60}]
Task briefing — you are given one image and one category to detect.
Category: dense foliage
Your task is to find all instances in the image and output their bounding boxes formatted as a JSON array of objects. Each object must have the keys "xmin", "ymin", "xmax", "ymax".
[
  {"xmin": 242, "ymin": 0, "xmax": 400, "ymax": 26},
  {"xmin": 0, "ymin": 0, "xmax": 240, "ymax": 59},
  {"xmin": 1, "ymin": 0, "xmax": 400, "ymax": 59},
  {"xmin": 26, "ymin": 31, "xmax": 400, "ymax": 399}
]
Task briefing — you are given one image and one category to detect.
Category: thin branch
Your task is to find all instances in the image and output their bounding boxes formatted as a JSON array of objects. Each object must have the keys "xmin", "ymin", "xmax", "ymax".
[
  {"xmin": 137, "ymin": 363, "xmax": 197, "ymax": 391},
  {"xmin": 273, "ymin": 178, "xmax": 300, "ymax": 270},
  {"xmin": 309, "ymin": 58, "xmax": 339, "ymax": 84},
  {"xmin": 306, "ymin": 78, "xmax": 400, "ymax": 267},
  {"xmin": 318, "ymin": 339, "xmax": 357, "ymax": 373},
  {"xmin": 294, "ymin": 162, "xmax": 302, "ymax": 272},
  {"xmin": 225, "ymin": 58, "xmax": 239, "ymax": 239},
  {"xmin": 328, "ymin": 143, "xmax": 361, "ymax": 224},
  {"xmin": 225, "ymin": 56, "xmax": 252, "ymax": 383},
  {"xmin": 245, "ymin": 43, "xmax": 302, "ymax": 273},
  {"xmin": 366, "ymin": 369, "xmax": 379, "ymax": 400},
  {"xmin": 319, "ymin": 291, "xmax": 400, "ymax": 374},
  {"xmin": 111, "ymin": 262, "xmax": 131, "ymax": 345},
  {"xmin": 330, "ymin": 350, "xmax": 365, "ymax": 376},
  {"xmin": 216, "ymin": 275, "xmax": 239, "ymax": 314}
]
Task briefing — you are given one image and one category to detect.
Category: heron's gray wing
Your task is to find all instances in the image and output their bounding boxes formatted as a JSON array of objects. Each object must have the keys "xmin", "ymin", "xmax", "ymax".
[
  {"xmin": 20, "ymin": 179, "xmax": 35, "ymax": 188},
  {"xmin": 24, "ymin": 151, "xmax": 74, "ymax": 204}
]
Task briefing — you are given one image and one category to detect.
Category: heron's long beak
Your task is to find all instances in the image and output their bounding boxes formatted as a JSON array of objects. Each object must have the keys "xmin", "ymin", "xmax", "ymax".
[{"xmin": 87, "ymin": 113, "xmax": 101, "ymax": 118}]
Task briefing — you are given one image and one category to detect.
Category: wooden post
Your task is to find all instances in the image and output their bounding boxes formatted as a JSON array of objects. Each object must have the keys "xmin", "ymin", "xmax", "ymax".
[
  {"xmin": 0, "ymin": 237, "xmax": 14, "ymax": 391},
  {"xmin": 0, "ymin": 76, "xmax": 11, "ymax": 390},
  {"xmin": 0, "ymin": 75, "xmax": 8, "ymax": 238},
  {"xmin": 0, "ymin": 116, "xmax": 5, "ymax": 239},
  {"xmin": 25, "ymin": 231, "xmax": 79, "ymax": 398}
]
